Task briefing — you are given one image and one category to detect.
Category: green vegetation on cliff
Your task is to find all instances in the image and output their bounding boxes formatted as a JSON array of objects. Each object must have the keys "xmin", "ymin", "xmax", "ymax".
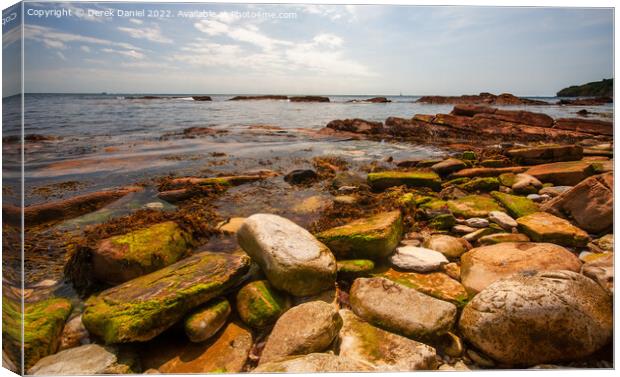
[{"xmin": 557, "ymin": 78, "xmax": 613, "ymax": 97}]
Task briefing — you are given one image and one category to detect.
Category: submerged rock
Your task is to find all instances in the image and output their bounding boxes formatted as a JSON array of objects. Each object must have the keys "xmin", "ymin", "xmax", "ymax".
[
  {"xmin": 28, "ymin": 344, "xmax": 139, "ymax": 375},
  {"xmin": 459, "ymin": 270, "xmax": 613, "ymax": 366},
  {"xmin": 236, "ymin": 280, "xmax": 291, "ymax": 329},
  {"xmin": 460, "ymin": 242, "xmax": 581, "ymax": 294},
  {"xmin": 237, "ymin": 214, "xmax": 336, "ymax": 296},
  {"xmin": 316, "ymin": 210, "xmax": 402, "ymax": 260},
  {"xmin": 184, "ymin": 298, "xmax": 231, "ymax": 343},
  {"xmin": 284, "ymin": 169, "xmax": 318, "ymax": 185},
  {"xmin": 253, "ymin": 353, "xmax": 374, "ymax": 372},
  {"xmin": 349, "ymin": 277, "xmax": 457, "ymax": 339},
  {"xmin": 490, "ymin": 191, "xmax": 539, "ymax": 218},
  {"xmin": 338, "ymin": 309, "xmax": 437, "ymax": 371},
  {"xmin": 92, "ymin": 221, "xmax": 193, "ymax": 285},
  {"xmin": 389, "ymin": 246, "xmax": 448, "ymax": 272},
  {"xmin": 517, "ymin": 212, "xmax": 590, "ymax": 247},
  {"xmin": 260, "ymin": 301, "xmax": 341, "ymax": 364},
  {"xmin": 82, "ymin": 252, "xmax": 250, "ymax": 343},
  {"xmin": 367, "ymin": 171, "xmax": 441, "ymax": 191}
]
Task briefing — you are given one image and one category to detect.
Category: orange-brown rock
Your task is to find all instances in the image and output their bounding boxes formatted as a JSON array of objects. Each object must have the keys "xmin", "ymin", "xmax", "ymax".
[
  {"xmin": 450, "ymin": 166, "xmax": 526, "ymax": 178},
  {"xmin": 416, "ymin": 93, "xmax": 547, "ymax": 105},
  {"xmin": 554, "ymin": 118, "xmax": 613, "ymax": 136},
  {"xmin": 326, "ymin": 118, "xmax": 384, "ymax": 134},
  {"xmin": 474, "ymin": 110, "xmax": 554, "ymax": 128},
  {"xmin": 507, "ymin": 145, "xmax": 583, "ymax": 165},
  {"xmin": 525, "ymin": 160, "xmax": 596, "ymax": 186},
  {"xmin": 557, "ymin": 97, "xmax": 612, "ymax": 106}
]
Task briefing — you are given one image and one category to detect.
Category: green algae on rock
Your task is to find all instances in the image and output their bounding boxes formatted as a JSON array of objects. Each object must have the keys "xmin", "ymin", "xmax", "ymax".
[
  {"xmin": 490, "ymin": 191, "xmax": 539, "ymax": 218},
  {"xmin": 184, "ymin": 298, "xmax": 231, "ymax": 343},
  {"xmin": 316, "ymin": 210, "xmax": 403, "ymax": 260},
  {"xmin": 367, "ymin": 171, "xmax": 441, "ymax": 191},
  {"xmin": 517, "ymin": 212, "xmax": 590, "ymax": 247},
  {"xmin": 447, "ymin": 195, "xmax": 502, "ymax": 218},
  {"xmin": 82, "ymin": 252, "xmax": 251, "ymax": 344},
  {"xmin": 374, "ymin": 268, "xmax": 469, "ymax": 305},
  {"xmin": 236, "ymin": 280, "xmax": 291, "ymax": 329},
  {"xmin": 92, "ymin": 221, "xmax": 193, "ymax": 285},
  {"xmin": 337, "ymin": 259, "xmax": 375, "ymax": 279},
  {"xmin": 458, "ymin": 177, "xmax": 499, "ymax": 192},
  {"xmin": 3, "ymin": 296, "xmax": 73, "ymax": 371}
]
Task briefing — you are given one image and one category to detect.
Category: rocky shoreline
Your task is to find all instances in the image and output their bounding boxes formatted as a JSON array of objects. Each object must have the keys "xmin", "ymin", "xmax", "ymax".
[{"xmin": 2, "ymin": 103, "xmax": 614, "ymax": 374}]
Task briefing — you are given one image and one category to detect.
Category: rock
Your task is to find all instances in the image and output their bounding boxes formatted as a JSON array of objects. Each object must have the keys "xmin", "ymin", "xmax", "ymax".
[
  {"xmin": 452, "ymin": 224, "xmax": 477, "ymax": 234},
  {"xmin": 367, "ymin": 171, "xmax": 441, "ymax": 191},
  {"xmin": 447, "ymin": 195, "xmax": 502, "ymax": 218},
  {"xmin": 333, "ymin": 195, "xmax": 357, "ymax": 205},
  {"xmin": 429, "ymin": 213, "xmax": 457, "ymax": 230},
  {"xmin": 511, "ymin": 173, "xmax": 543, "ymax": 195},
  {"xmin": 526, "ymin": 194, "xmax": 548, "ymax": 202},
  {"xmin": 284, "ymin": 169, "xmax": 318, "ymax": 185},
  {"xmin": 458, "ymin": 177, "xmax": 499, "ymax": 192},
  {"xmin": 460, "ymin": 242, "xmax": 581, "ymax": 294},
  {"xmin": 157, "ymin": 188, "xmax": 193, "ymax": 203},
  {"xmin": 554, "ymin": 118, "xmax": 613, "ymax": 136},
  {"xmin": 593, "ymin": 234, "xmax": 614, "ymax": 252},
  {"xmin": 431, "ymin": 158, "xmax": 467, "ymax": 175},
  {"xmin": 487, "ymin": 211, "xmax": 517, "ymax": 230},
  {"xmin": 236, "ymin": 280, "xmax": 291, "ymax": 329},
  {"xmin": 389, "ymin": 246, "xmax": 449, "ymax": 272},
  {"xmin": 417, "ymin": 93, "xmax": 547, "ymax": 106},
  {"xmin": 142, "ymin": 322, "xmax": 252, "ymax": 373},
  {"xmin": 326, "ymin": 118, "xmax": 383, "ymax": 134},
  {"xmin": 238, "ymin": 214, "xmax": 336, "ymax": 296},
  {"xmin": 478, "ymin": 233, "xmax": 530, "ymax": 245},
  {"xmin": 316, "ymin": 210, "xmax": 402, "ymax": 260},
  {"xmin": 507, "ymin": 145, "xmax": 583, "ymax": 165},
  {"xmin": 490, "ymin": 191, "xmax": 538, "ymax": 218},
  {"xmin": 290, "ymin": 96, "xmax": 330, "ymax": 102},
  {"xmin": 582, "ymin": 253, "xmax": 613, "ymax": 294},
  {"xmin": 465, "ymin": 218, "xmax": 489, "ymax": 228},
  {"xmin": 59, "ymin": 315, "xmax": 90, "ymax": 351},
  {"xmin": 517, "ymin": 212, "xmax": 590, "ymax": 247},
  {"xmin": 422, "ymin": 235, "xmax": 471, "ymax": 258},
  {"xmin": 260, "ymin": 301, "xmax": 341, "ymax": 364},
  {"xmin": 217, "ymin": 217, "xmax": 246, "ymax": 234},
  {"xmin": 540, "ymin": 173, "xmax": 612, "ymax": 234},
  {"xmin": 462, "ymin": 227, "xmax": 500, "ymax": 243},
  {"xmin": 253, "ymin": 353, "xmax": 374, "ymax": 372},
  {"xmin": 348, "ymin": 96, "xmax": 391, "ymax": 103},
  {"xmin": 192, "ymin": 96, "xmax": 212, "ymax": 101},
  {"xmin": 184, "ymin": 298, "xmax": 231, "ymax": 343},
  {"xmin": 337, "ymin": 260, "xmax": 375, "ymax": 279},
  {"xmin": 525, "ymin": 160, "xmax": 597, "ymax": 186},
  {"xmin": 292, "ymin": 195, "xmax": 329, "ymax": 213},
  {"xmin": 338, "ymin": 309, "xmax": 437, "ymax": 371},
  {"xmin": 293, "ymin": 288, "xmax": 340, "ymax": 310},
  {"xmin": 462, "ymin": 151, "xmax": 477, "ymax": 160},
  {"xmin": 3, "ymin": 296, "xmax": 73, "ymax": 370},
  {"xmin": 375, "ymin": 269, "xmax": 468, "ymax": 305},
  {"xmin": 28, "ymin": 344, "xmax": 139, "ymax": 375},
  {"xmin": 539, "ymin": 185, "xmax": 573, "ymax": 197},
  {"xmin": 82, "ymin": 252, "xmax": 251, "ymax": 343},
  {"xmin": 480, "ymin": 159, "xmax": 507, "ymax": 167},
  {"xmin": 459, "ymin": 270, "xmax": 613, "ymax": 366},
  {"xmin": 450, "ymin": 166, "xmax": 526, "ymax": 178},
  {"xmin": 332, "ymin": 172, "xmax": 367, "ymax": 190},
  {"xmin": 166, "ymin": 172, "xmax": 277, "ymax": 189},
  {"xmin": 92, "ymin": 221, "xmax": 193, "ymax": 285},
  {"xmin": 229, "ymin": 95, "xmax": 288, "ymax": 101},
  {"xmin": 441, "ymin": 263, "xmax": 461, "ymax": 281},
  {"xmin": 349, "ymin": 277, "xmax": 457, "ymax": 339}
]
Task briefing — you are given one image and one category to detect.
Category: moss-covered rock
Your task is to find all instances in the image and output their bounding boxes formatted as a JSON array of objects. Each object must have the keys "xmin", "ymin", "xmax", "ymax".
[
  {"xmin": 458, "ymin": 177, "xmax": 499, "ymax": 192},
  {"xmin": 236, "ymin": 280, "xmax": 291, "ymax": 329},
  {"xmin": 184, "ymin": 298, "xmax": 231, "ymax": 343},
  {"xmin": 93, "ymin": 221, "xmax": 193, "ymax": 285},
  {"xmin": 498, "ymin": 173, "xmax": 517, "ymax": 187},
  {"xmin": 443, "ymin": 177, "xmax": 470, "ymax": 187},
  {"xmin": 82, "ymin": 252, "xmax": 251, "ymax": 344},
  {"xmin": 429, "ymin": 214, "xmax": 457, "ymax": 230},
  {"xmin": 480, "ymin": 159, "xmax": 507, "ymax": 168},
  {"xmin": 517, "ymin": 212, "xmax": 590, "ymax": 247},
  {"xmin": 374, "ymin": 268, "xmax": 469, "ymax": 305},
  {"xmin": 337, "ymin": 259, "xmax": 375, "ymax": 279},
  {"xmin": 490, "ymin": 191, "xmax": 539, "ymax": 218},
  {"xmin": 478, "ymin": 233, "xmax": 530, "ymax": 245},
  {"xmin": 3, "ymin": 296, "xmax": 73, "ymax": 371},
  {"xmin": 462, "ymin": 151, "xmax": 477, "ymax": 160},
  {"xmin": 317, "ymin": 210, "xmax": 403, "ymax": 260},
  {"xmin": 367, "ymin": 171, "xmax": 441, "ymax": 191},
  {"xmin": 447, "ymin": 195, "xmax": 502, "ymax": 218}
]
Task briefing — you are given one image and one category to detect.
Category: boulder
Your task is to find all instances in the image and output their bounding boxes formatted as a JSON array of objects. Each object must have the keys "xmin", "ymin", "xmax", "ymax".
[
  {"xmin": 460, "ymin": 242, "xmax": 581, "ymax": 294},
  {"xmin": 59, "ymin": 315, "xmax": 90, "ymax": 351},
  {"xmin": 431, "ymin": 158, "xmax": 467, "ymax": 175},
  {"xmin": 422, "ymin": 235, "xmax": 471, "ymax": 258},
  {"xmin": 511, "ymin": 173, "xmax": 543, "ymax": 195},
  {"xmin": 447, "ymin": 195, "xmax": 503, "ymax": 218},
  {"xmin": 367, "ymin": 171, "xmax": 441, "ymax": 191},
  {"xmin": 284, "ymin": 169, "xmax": 318, "ymax": 185},
  {"xmin": 253, "ymin": 353, "xmax": 374, "ymax": 372},
  {"xmin": 184, "ymin": 298, "xmax": 231, "ymax": 343},
  {"xmin": 82, "ymin": 252, "xmax": 251, "ymax": 343},
  {"xmin": 525, "ymin": 160, "xmax": 596, "ymax": 186},
  {"xmin": 316, "ymin": 211, "xmax": 402, "ymax": 260},
  {"xmin": 338, "ymin": 309, "xmax": 437, "ymax": 371},
  {"xmin": 554, "ymin": 118, "xmax": 613, "ymax": 136},
  {"xmin": 349, "ymin": 277, "xmax": 457, "ymax": 339},
  {"xmin": 541, "ymin": 173, "xmax": 612, "ymax": 234},
  {"xmin": 478, "ymin": 233, "xmax": 530, "ymax": 245},
  {"xmin": 373, "ymin": 268, "xmax": 468, "ymax": 305},
  {"xmin": 236, "ymin": 280, "xmax": 291, "ymax": 329},
  {"xmin": 3, "ymin": 296, "xmax": 72, "ymax": 370},
  {"xmin": 92, "ymin": 221, "xmax": 193, "ymax": 285},
  {"xmin": 458, "ymin": 177, "xmax": 499, "ymax": 192},
  {"xmin": 237, "ymin": 214, "xmax": 336, "ymax": 296},
  {"xmin": 507, "ymin": 145, "xmax": 583, "ymax": 165},
  {"xmin": 459, "ymin": 270, "xmax": 613, "ymax": 366},
  {"xmin": 582, "ymin": 253, "xmax": 613, "ymax": 294},
  {"xmin": 325, "ymin": 118, "xmax": 383, "ymax": 134},
  {"xmin": 490, "ymin": 191, "xmax": 539, "ymax": 218},
  {"xmin": 28, "ymin": 344, "xmax": 139, "ymax": 375},
  {"xmin": 488, "ymin": 211, "xmax": 517, "ymax": 230},
  {"xmin": 260, "ymin": 301, "xmax": 342, "ymax": 364},
  {"xmin": 389, "ymin": 246, "xmax": 448, "ymax": 272},
  {"xmin": 517, "ymin": 212, "xmax": 590, "ymax": 247}
]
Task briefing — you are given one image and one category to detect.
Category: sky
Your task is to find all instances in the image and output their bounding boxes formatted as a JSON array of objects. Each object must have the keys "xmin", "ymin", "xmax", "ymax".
[{"xmin": 2, "ymin": 1, "xmax": 614, "ymax": 96}]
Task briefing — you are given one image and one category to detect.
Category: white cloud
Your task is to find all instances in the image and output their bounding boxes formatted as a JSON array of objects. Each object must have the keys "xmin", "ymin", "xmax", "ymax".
[
  {"xmin": 25, "ymin": 25, "xmax": 143, "ymax": 52},
  {"xmin": 2, "ymin": 26, "xmax": 21, "ymax": 49},
  {"xmin": 117, "ymin": 24, "xmax": 172, "ymax": 44},
  {"xmin": 194, "ymin": 19, "xmax": 291, "ymax": 50},
  {"xmin": 56, "ymin": 51, "xmax": 67, "ymax": 61},
  {"xmin": 81, "ymin": 45, "xmax": 91, "ymax": 53},
  {"xmin": 129, "ymin": 18, "xmax": 143, "ymax": 25},
  {"xmin": 101, "ymin": 48, "xmax": 145, "ymax": 60}
]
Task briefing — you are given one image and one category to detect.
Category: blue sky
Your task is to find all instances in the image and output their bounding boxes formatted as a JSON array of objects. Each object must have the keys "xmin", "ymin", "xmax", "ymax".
[{"xmin": 2, "ymin": 2, "xmax": 614, "ymax": 96}]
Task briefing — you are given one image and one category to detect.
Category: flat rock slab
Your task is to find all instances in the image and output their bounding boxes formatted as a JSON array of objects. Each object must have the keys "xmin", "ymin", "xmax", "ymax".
[
  {"xmin": 450, "ymin": 166, "xmax": 526, "ymax": 178},
  {"xmin": 517, "ymin": 212, "xmax": 590, "ymax": 247},
  {"xmin": 488, "ymin": 210, "xmax": 517, "ymax": 230},
  {"xmin": 525, "ymin": 160, "xmax": 596, "ymax": 186},
  {"xmin": 490, "ymin": 191, "xmax": 539, "ymax": 218},
  {"xmin": 350, "ymin": 277, "xmax": 457, "ymax": 339},
  {"xmin": 460, "ymin": 242, "xmax": 581, "ymax": 294},
  {"xmin": 82, "ymin": 252, "xmax": 251, "ymax": 343},
  {"xmin": 367, "ymin": 171, "xmax": 442, "ymax": 191},
  {"xmin": 447, "ymin": 195, "xmax": 503, "ymax": 218},
  {"xmin": 238, "ymin": 214, "xmax": 336, "ymax": 297},
  {"xmin": 253, "ymin": 353, "xmax": 374, "ymax": 372},
  {"xmin": 389, "ymin": 246, "xmax": 448, "ymax": 272},
  {"xmin": 507, "ymin": 145, "xmax": 583, "ymax": 165},
  {"xmin": 317, "ymin": 210, "xmax": 402, "ymax": 260},
  {"xmin": 28, "ymin": 344, "xmax": 139, "ymax": 375},
  {"xmin": 375, "ymin": 268, "xmax": 468, "ymax": 305},
  {"xmin": 459, "ymin": 270, "xmax": 613, "ymax": 366},
  {"xmin": 338, "ymin": 309, "xmax": 437, "ymax": 371}
]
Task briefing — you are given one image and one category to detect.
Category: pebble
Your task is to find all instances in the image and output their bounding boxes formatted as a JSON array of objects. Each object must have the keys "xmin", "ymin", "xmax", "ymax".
[
  {"xmin": 488, "ymin": 211, "xmax": 517, "ymax": 230},
  {"xmin": 452, "ymin": 225, "xmax": 477, "ymax": 234},
  {"xmin": 465, "ymin": 218, "xmax": 489, "ymax": 228},
  {"xmin": 389, "ymin": 246, "xmax": 449, "ymax": 272},
  {"xmin": 526, "ymin": 194, "xmax": 550, "ymax": 203}
]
